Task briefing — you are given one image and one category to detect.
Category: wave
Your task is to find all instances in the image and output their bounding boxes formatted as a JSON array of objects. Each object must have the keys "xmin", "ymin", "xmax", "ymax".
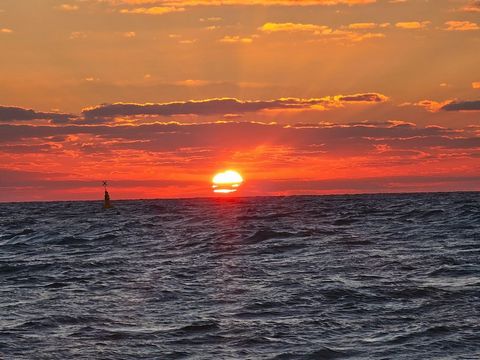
[
  {"xmin": 273, "ymin": 347, "xmax": 353, "ymax": 359},
  {"xmin": 0, "ymin": 192, "xmax": 478, "ymax": 359},
  {"xmin": 175, "ymin": 320, "xmax": 220, "ymax": 334},
  {"xmin": 245, "ymin": 229, "xmax": 312, "ymax": 244}
]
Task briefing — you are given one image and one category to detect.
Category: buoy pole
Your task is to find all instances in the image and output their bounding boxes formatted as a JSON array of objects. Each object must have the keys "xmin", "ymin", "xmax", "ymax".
[{"xmin": 103, "ymin": 180, "xmax": 111, "ymax": 209}]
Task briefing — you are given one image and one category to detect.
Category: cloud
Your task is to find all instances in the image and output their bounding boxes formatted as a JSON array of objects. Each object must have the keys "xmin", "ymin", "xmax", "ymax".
[
  {"xmin": 0, "ymin": 119, "xmax": 459, "ymax": 147},
  {"xmin": 1, "ymin": 28, "xmax": 13, "ymax": 34},
  {"xmin": 459, "ymin": 1, "xmax": 480, "ymax": 12},
  {"xmin": 0, "ymin": 106, "xmax": 75, "ymax": 123},
  {"xmin": 255, "ymin": 175, "xmax": 480, "ymax": 193},
  {"xmin": 395, "ymin": 21, "xmax": 430, "ymax": 29},
  {"xmin": 346, "ymin": 32, "xmax": 385, "ymax": 41},
  {"xmin": 1, "ymin": 113, "xmax": 478, "ymax": 200},
  {"xmin": 346, "ymin": 22, "xmax": 390, "ymax": 29},
  {"xmin": 258, "ymin": 22, "xmax": 385, "ymax": 42},
  {"xmin": 0, "ymin": 168, "xmax": 178, "ymax": 187},
  {"xmin": 200, "ymin": 17, "xmax": 222, "ymax": 22},
  {"xmin": 444, "ymin": 21, "xmax": 479, "ymax": 31},
  {"xmin": 0, "ymin": 144, "xmax": 56, "ymax": 154},
  {"xmin": 219, "ymin": 35, "xmax": 254, "ymax": 43},
  {"xmin": 109, "ymin": 0, "xmax": 377, "ymax": 6},
  {"xmin": 119, "ymin": 6, "xmax": 184, "ymax": 14},
  {"xmin": 107, "ymin": 0, "xmax": 379, "ymax": 17},
  {"xmin": 204, "ymin": 25, "xmax": 219, "ymax": 31},
  {"xmin": 441, "ymin": 100, "xmax": 480, "ymax": 111},
  {"xmin": 84, "ymin": 76, "xmax": 100, "ymax": 82},
  {"xmin": 259, "ymin": 22, "xmax": 331, "ymax": 34},
  {"xmin": 173, "ymin": 79, "xmax": 219, "ymax": 87},
  {"xmin": 407, "ymin": 99, "xmax": 452, "ymax": 112},
  {"xmin": 1, "ymin": 120, "xmax": 477, "ymax": 166},
  {"xmin": 69, "ymin": 31, "xmax": 87, "ymax": 39},
  {"xmin": 178, "ymin": 38, "xmax": 196, "ymax": 44},
  {"xmin": 336, "ymin": 93, "xmax": 387, "ymax": 102},
  {"xmin": 169, "ymin": 0, "xmax": 377, "ymax": 4},
  {"xmin": 55, "ymin": 4, "xmax": 79, "ymax": 11},
  {"xmin": 81, "ymin": 94, "xmax": 388, "ymax": 119}
]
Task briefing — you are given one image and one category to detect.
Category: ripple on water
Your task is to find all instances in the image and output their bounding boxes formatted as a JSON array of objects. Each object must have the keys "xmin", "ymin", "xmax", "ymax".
[{"xmin": 0, "ymin": 192, "xmax": 478, "ymax": 359}]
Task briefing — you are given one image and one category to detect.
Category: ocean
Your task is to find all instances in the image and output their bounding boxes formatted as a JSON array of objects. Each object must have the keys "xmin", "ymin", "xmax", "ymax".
[{"xmin": 0, "ymin": 192, "xmax": 479, "ymax": 359}]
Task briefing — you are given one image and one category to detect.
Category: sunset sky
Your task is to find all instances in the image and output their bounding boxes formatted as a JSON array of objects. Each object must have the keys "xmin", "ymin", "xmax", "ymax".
[{"xmin": 0, "ymin": 0, "xmax": 479, "ymax": 201}]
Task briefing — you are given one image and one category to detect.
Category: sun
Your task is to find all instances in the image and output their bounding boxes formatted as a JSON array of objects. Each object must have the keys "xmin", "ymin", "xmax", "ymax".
[{"xmin": 212, "ymin": 170, "xmax": 244, "ymax": 194}]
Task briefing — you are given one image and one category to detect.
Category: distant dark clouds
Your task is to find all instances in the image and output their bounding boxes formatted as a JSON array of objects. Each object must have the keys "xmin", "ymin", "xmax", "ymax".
[
  {"xmin": 0, "ymin": 105, "xmax": 75, "ymax": 123},
  {"xmin": 0, "ymin": 144, "xmax": 56, "ymax": 154},
  {"xmin": 441, "ymin": 100, "xmax": 480, "ymax": 111},
  {"xmin": 0, "ymin": 120, "xmax": 477, "ymax": 156},
  {"xmin": 81, "ymin": 94, "xmax": 388, "ymax": 119},
  {"xmin": 336, "ymin": 93, "xmax": 387, "ymax": 102},
  {"xmin": 255, "ymin": 175, "xmax": 480, "ymax": 193},
  {"xmin": 0, "ymin": 98, "xmax": 477, "ymax": 159},
  {"xmin": 0, "ymin": 168, "xmax": 186, "ymax": 189}
]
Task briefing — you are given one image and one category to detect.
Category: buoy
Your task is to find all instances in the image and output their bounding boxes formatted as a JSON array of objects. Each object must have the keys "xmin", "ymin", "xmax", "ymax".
[{"xmin": 103, "ymin": 180, "xmax": 111, "ymax": 209}]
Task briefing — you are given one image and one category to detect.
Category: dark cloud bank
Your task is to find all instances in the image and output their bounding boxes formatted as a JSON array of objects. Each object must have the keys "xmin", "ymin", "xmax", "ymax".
[{"xmin": 0, "ymin": 105, "xmax": 74, "ymax": 123}]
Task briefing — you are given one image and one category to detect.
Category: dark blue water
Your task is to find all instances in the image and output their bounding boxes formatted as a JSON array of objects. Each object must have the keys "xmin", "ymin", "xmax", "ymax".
[{"xmin": 1, "ymin": 192, "xmax": 479, "ymax": 359}]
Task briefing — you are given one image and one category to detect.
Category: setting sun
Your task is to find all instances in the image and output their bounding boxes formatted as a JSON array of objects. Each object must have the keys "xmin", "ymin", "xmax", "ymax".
[{"xmin": 212, "ymin": 170, "xmax": 244, "ymax": 194}]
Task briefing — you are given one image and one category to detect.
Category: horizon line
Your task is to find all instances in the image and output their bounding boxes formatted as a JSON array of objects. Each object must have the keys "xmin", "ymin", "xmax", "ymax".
[{"xmin": 1, "ymin": 189, "xmax": 478, "ymax": 205}]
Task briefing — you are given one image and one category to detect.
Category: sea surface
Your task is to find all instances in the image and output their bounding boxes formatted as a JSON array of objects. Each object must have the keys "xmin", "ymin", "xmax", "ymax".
[{"xmin": 0, "ymin": 192, "xmax": 479, "ymax": 359}]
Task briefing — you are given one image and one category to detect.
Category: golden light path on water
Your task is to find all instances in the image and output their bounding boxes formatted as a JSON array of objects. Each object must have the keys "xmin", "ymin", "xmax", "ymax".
[{"xmin": 212, "ymin": 170, "xmax": 244, "ymax": 194}]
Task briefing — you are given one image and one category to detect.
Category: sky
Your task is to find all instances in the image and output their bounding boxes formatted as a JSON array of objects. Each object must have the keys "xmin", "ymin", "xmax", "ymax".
[{"xmin": 0, "ymin": 0, "xmax": 479, "ymax": 201}]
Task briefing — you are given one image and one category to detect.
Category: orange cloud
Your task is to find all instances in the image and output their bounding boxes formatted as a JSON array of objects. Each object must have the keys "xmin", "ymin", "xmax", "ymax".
[
  {"xmin": 343, "ymin": 31, "xmax": 385, "ymax": 41},
  {"xmin": 219, "ymin": 35, "xmax": 254, "ymax": 43},
  {"xmin": 408, "ymin": 99, "xmax": 452, "ymax": 112},
  {"xmin": 395, "ymin": 21, "xmax": 431, "ymax": 29},
  {"xmin": 460, "ymin": 1, "xmax": 480, "ymax": 12},
  {"xmin": 407, "ymin": 99, "xmax": 480, "ymax": 112},
  {"xmin": 178, "ymin": 39, "xmax": 196, "ymax": 44},
  {"xmin": 169, "ymin": 79, "xmax": 260, "ymax": 88},
  {"xmin": 69, "ymin": 31, "xmax": 87, "ymax": 39},
  {"xmin": 55, "ymin": 4, "xmax": 79, "ymax": 11},
  {"xmin": 109, "ymin": 0, "xmax": 377, "ymax": 6},
  {"xmin": 119, "ymin": 6, "xmax": 184, "ymax": 14},
  {"xmin": 259, "ymin": 22, "xmax": 385, "ymax": 42},
  {"xmin": 444, "ymin": 20, "xmax": 479, "ymax": 31},
  {"xmin": 1, "ymin": 28, "xmax": 13, "ymax": 34},
  {"xmin": 200, "ymin": 17, "xmax": 222, "ymax": 22},
  {"xmin": 347, "ymin": 22, "xmax": 390, "ymax": 29},
  {"xmin": 259, "ymin": 22, "xmax": 331, "ymax": 34},
  {"xmin": 174, "ymin": 79, "xmax": 220, "ymax": 86}
]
